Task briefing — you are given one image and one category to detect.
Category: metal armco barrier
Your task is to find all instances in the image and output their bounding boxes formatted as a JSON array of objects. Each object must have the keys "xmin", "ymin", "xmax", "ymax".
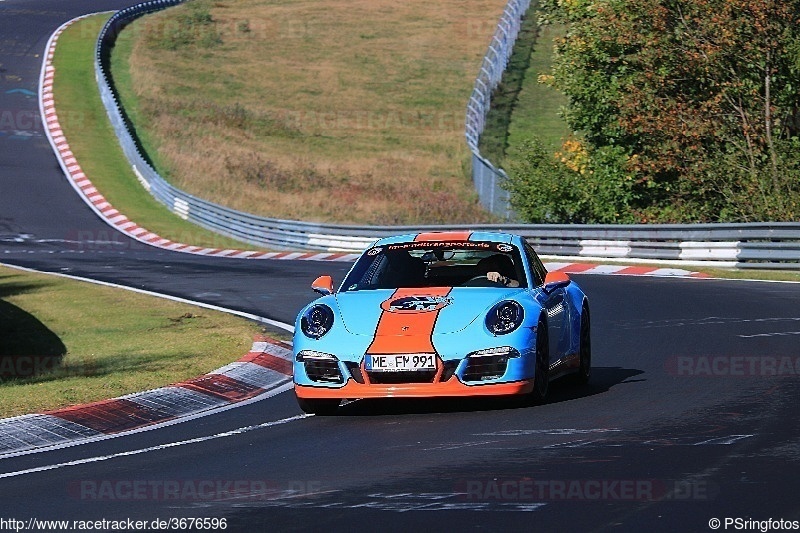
[
  {"xmin": 94, "ymin": 2, "xmax": 800, "ymax": 268},
  {"xmin": 512, "ymin": 223, "xmax": 800, "ymax": 269}
]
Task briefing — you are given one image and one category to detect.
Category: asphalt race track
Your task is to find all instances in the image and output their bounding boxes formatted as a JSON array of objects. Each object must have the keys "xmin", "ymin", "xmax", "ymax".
[{"xmin": 1, "ymin": 1, "xmax": 800, "ymax": 531}]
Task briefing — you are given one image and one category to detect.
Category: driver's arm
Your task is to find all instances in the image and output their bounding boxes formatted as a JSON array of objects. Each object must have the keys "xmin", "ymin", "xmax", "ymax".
[{"xmin": 486, "ymin": 271, "xmax": 519, "ymax": 287}]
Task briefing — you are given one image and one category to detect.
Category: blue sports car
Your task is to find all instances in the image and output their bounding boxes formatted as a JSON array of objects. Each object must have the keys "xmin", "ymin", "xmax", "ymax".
[{"xmin": 293, "ymin": 231, "xmax": 590, "ymax": 414}]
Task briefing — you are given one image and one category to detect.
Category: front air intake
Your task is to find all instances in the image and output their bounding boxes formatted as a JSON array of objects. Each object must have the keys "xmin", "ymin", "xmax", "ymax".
[{"xmin": 304, "ymin": 360, "xmax": 343, "ymax": 384}]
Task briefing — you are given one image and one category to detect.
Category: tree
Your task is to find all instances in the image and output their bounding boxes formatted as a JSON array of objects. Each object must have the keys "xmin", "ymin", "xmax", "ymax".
[
  {"xmin": 523, "ymin": 0, "xmax": 800, "ymax": 222},
  {"xmin": 505, "ymin": 137, "xmax": 637, "ymax": 223}
]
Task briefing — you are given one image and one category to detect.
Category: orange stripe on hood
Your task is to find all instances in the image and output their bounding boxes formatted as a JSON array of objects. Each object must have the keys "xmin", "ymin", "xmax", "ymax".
[
  {"xmin": 367, "ymin": 287, "xmax": 452, "ymax": 355},
  {"xmin": 414, "ymin": 231, "xmax": 472, "ymax": 242}
]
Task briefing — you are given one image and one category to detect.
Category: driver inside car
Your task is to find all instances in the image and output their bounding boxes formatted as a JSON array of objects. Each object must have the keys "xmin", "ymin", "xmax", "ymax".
[{"xmin": 475, "ymin": 254, "xmax": 520, "ymax": 287}]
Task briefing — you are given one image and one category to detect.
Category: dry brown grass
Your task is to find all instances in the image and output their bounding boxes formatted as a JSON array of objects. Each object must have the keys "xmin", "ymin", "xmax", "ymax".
[{"xmin": 117, "ymin": 0, "xmax": 507, "ymax": 224}]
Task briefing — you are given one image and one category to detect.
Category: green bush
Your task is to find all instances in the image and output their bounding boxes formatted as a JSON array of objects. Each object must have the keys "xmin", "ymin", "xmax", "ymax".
[
  {"xmin": 505, "ymin": 137, "xmax": 638, "ymax": 223},
  {"xmin": 512, "ymin": 0, "xmax": 800, "ymax": 223},
  {"xmin": 708, "ymin": 138, "xmax": 800, "ymax": 222}
]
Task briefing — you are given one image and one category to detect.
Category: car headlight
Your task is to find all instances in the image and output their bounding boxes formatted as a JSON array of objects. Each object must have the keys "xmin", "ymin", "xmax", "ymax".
[
  {"xmin": 301, "ymin": 304, "xmax": 334, "ymax": 339},
  {"xmin": 485, "ymin": 300, "xmax": 524, "ymax": 335}
]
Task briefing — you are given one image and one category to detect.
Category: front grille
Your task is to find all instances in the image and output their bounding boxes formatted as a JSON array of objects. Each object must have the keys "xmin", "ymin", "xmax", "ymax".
[
  {"xmin": 304, "ymin": 360, "xmax": 343, "ymax": 383},
  {"xmin": 462, "ymin": 355, "xmax": 509, "ymax": 382},
  {"xmin": 366, "ymin": 370, "xmax": 437, "ymax": 384}
]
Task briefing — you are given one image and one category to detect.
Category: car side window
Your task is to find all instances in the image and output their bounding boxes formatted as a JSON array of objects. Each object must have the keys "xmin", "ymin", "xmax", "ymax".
[{"xmin": 524, "ymin": 242, "xmax": 547, "ymax": 287}]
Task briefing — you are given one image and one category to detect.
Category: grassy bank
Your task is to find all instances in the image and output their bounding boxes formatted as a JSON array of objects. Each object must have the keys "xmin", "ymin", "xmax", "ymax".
[
  {"xmin": 110, "ymin": 0, "xmax": 507, "ymax": 225},
  {"xmin": 0, "ymin": 265, "xmax": 268, "ymax": 418},
  {"xmin": 504, "ymin": 22, "xmax": 570, "ymax": 156},
  {"xmin": 478, "ymin": 7, "xmax": 570, "ymax": 165},
  {"xmin": 54, "ymin": 14, "xmax": 256, "ymax": 250}
]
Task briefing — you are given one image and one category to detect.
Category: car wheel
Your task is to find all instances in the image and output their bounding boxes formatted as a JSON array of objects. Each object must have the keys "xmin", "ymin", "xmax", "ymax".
[
  {"xmin": 572, "ymin": 304, "xmax": 591, "ymax": 385},
  {"xmin": 530, "ymin": 319, "xmax": 549, "ymax": 404},
  {"xmin": 296, "ymin": 394, "xmax": 340, "ymax": 416}
]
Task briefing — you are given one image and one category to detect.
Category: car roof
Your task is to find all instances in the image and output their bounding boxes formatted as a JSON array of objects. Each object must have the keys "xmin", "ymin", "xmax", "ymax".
[{"xmin": 372, "ymin": 231, "xmax": 518, "ymax": 247}]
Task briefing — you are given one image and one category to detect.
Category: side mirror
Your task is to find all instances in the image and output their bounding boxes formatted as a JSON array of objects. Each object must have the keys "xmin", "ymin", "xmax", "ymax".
[
  {"xmin": 543, "ymin": 272, "xmax": 571, "ymax": 293},
  {"xmin": 311, "ymin": 275, "xmax": 335, "ymax": 295}
]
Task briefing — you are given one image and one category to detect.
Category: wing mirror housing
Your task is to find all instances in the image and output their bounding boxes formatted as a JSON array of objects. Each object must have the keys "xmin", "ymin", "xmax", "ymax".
[
  {"xmin": 543, "ymin": 272, "xmax": 571, "ymax": 293},
  {"xmin": 311, "ymin": 275, "xmax": 335, "ymax": 295}
]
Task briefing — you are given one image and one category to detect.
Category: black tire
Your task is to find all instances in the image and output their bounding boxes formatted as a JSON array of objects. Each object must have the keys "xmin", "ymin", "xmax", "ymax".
[
  {"xmin": 572, "ymin": 304, "xmax": 591, "ymax": 385},
  {"xmin": 296, "ymin": 395, "xmax": 340, "ymax": 416},
  {"xmin": 530, "ymin": 319, "xmax": 549, "ymax": 404}
]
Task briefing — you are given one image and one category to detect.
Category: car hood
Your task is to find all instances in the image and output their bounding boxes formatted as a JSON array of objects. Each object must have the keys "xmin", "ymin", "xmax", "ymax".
[{"xmin": 334, "ymin": 288, "xmax": 521, "ymax": 336}]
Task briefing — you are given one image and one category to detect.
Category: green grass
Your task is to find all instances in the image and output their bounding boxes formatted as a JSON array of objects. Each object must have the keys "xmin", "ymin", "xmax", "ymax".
[
  {"xmin": 695, "ymin": 268, "xmax": 800, "ymax": 282},
  {"xmin": 106, "ymin": 0, "xmax": 505, "ymax": 225},
  {"xmin": 108, "ymin": 16, "xmax": 174, "ymax": 180},
  {"xmin": 0, "ymin": 265, "xmax": 278, "ymax": 419},
  {"xmin": 477, "ymin": 10, "xmax": 539, "ymax": 163},
  {"xmin": 504, "ymin": 22, "xmax": 571, "ymax": 156},
  {"xmin": 53, "ymin": 15, "xmax": 258, "ymax": 250},
  {"xmin": 478, "ymin": 9, "xmax": 570, "ymax": 165}
]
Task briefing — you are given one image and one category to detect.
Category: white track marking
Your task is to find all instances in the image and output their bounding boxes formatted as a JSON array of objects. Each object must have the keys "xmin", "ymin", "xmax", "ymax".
[
  {"xmin": 475, "ymin": 428, "xmax": 622, "ymax": 437},
  {"xmin": 738, "ymin": 331, "xmax": 800, "ymax": 338},
  {"xmin": 0, "ymin": 413, "xmax": 310, "ymax": 479},
  {"xmin": 0, "ymin": 382, "xmax": 295, "ymax": 460},
  {"xmin": 692, "ymin": 435, "xmax": 754, "ymax": 446}
]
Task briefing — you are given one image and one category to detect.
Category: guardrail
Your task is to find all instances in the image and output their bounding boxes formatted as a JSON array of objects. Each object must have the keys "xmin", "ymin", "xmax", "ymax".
[
  {"xmin": 465, "ymin": 0, "xmax": 531, "ymax": 220},
  {"xmin": 93, "ymin": 1, "xmax": 800, "ymax": 268}
]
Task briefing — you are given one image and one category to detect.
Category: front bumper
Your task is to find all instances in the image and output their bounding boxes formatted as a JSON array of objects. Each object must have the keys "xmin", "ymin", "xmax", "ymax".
[
  {"xmin": 294, "ymin": 348, "xmax": 535, "ymax": 399},
  {"xmin": 294, "ymin": 377, "xmax": 534, "ymax": 399}
]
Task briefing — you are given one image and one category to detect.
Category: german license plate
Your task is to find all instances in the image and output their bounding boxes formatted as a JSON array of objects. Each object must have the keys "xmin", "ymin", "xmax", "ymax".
[{"xmin": 366, "ymin": 354, "xmax": 436, "ymax": 372}]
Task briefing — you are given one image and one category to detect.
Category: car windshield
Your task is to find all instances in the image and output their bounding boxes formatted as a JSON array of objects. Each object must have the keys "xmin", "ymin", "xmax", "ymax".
[{"xmin": 340, "ymin": 241, "xmax": 527, "ymax": 291}]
